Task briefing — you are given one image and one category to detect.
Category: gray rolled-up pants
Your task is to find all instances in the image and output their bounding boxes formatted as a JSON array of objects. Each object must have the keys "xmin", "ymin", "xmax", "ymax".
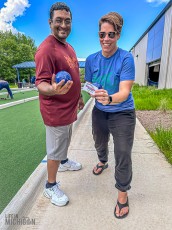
[
  {"xmin": 92, "ymin": 106, "xmax": 136, "ymax": 192},
  {"xmin": 45, "ymin": 124, "xmax": 72, "ymax": 161}
]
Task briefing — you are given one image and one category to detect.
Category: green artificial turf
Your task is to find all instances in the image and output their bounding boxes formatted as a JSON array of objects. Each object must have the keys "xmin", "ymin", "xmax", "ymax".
[
  {"xmin": 0, "ymin": 90, "xmax": 39, "ymax": 105},
  {"xmin": 0, "ymin": 100, "xmax": 45, "ymax": 213},
  {"xmin": 81, "ymin": 90, "xmax": 91, "ymax": 105}
]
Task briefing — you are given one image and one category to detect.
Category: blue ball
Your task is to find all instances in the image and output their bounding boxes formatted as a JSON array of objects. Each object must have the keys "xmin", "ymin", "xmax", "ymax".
[
  {"xmin": 55, "ymin": 71, "xmax": 72, "ymax": 84},
  {"xmin": 92, "ymin": 82, "xmax": 102, "ymax": 89}
]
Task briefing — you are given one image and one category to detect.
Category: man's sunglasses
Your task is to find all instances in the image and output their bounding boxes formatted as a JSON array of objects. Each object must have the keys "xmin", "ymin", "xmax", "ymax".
[{"xmin": 99, "ymin": 32, "xmax": 116, "ymax": 39}]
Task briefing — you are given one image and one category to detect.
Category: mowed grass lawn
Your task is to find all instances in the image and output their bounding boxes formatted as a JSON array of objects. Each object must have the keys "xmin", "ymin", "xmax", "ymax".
[{"xmin": 0, "ymin": 91, "xmax": 90, "ymax": 213}]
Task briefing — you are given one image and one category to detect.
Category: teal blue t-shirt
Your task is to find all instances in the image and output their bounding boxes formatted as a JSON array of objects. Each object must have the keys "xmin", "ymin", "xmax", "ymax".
[{"xmin": 85, "ymin": 48, "xmax": 135, "ymax": 112}]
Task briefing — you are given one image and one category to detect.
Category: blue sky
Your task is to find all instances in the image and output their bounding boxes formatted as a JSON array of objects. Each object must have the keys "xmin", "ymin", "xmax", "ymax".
[{"xmin": 0, "ymin": 0, "xmax": 170, "ymax": 58}]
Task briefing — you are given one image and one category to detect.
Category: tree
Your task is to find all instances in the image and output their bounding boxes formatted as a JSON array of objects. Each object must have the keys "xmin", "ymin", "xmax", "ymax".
[{"xmin": 0, "ymin": 31, "xmax": 37, "ymax": 82}]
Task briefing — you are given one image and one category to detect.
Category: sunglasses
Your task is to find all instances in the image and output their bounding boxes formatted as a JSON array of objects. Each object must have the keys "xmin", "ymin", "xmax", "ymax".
[{"xmin": 99, "ymin": 32, "xmax": 116, "ymax": 39}]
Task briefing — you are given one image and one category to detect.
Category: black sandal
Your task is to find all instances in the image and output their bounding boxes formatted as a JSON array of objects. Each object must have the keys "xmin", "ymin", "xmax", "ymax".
[
  {"xmin": 114, "ymin": 198, "xmax": 129, "ymax": 219},
  {"xmin": 92, "ymin": 163, "xmax": 108, "ymax": 175}
]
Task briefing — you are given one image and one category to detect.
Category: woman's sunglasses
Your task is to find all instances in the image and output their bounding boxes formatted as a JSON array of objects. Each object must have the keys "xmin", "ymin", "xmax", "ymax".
[{"xmin": 99, "ymin": 32, "xmax": 116, "ymax": 39}]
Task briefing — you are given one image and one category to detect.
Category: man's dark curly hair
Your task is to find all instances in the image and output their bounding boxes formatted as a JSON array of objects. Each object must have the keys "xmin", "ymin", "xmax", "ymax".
[{"xmin": 50, "ymin": 2, "xmax": 72, "ymax": 20}]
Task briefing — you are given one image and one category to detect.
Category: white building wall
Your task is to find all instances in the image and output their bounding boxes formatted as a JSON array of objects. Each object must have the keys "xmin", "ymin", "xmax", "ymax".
[
  {"xmin": 132, "ymin": 34, "xmax": 148, "ymax": 86},
  {"xmin": 159, "ymin": 6, "xmax": 172, "ymax": 89}
]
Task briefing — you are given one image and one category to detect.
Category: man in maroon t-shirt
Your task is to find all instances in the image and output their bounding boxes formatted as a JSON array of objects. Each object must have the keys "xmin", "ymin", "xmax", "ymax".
[{"xmin": 35, "ymin": 2, "xmax": 84, "ymax": 207}]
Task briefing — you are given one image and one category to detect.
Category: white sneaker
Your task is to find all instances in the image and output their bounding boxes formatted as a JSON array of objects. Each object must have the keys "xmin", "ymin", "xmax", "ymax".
[
  {"xmin": 58, "ymin": 159, "xmax": 82, "ymax": 172},
  {"xmin": 43, "ymin": 182, "xmax": 69, "ymax": 206}
]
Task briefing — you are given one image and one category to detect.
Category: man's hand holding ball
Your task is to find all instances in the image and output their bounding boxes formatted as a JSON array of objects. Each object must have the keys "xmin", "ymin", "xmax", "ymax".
[{"xmin": 51, "ymin": 71, "xmax": 73, "ymax": 95}]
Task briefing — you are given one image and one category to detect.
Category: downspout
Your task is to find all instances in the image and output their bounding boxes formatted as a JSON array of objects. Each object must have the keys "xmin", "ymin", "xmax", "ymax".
[{"xmin": 164, "ymin": 15, "xmax": 172, "ymax": 88}]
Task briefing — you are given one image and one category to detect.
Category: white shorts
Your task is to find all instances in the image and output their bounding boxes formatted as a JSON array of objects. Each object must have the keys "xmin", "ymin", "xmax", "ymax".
[{"xmin": 45, "ymin": 124, "xmax": 72, "ymax": 161}]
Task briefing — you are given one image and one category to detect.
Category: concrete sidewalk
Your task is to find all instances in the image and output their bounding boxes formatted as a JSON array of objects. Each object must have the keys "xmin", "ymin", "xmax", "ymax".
[{"xmin": 2, "ymin": 99, "xmax": 172, "ymax": 230}]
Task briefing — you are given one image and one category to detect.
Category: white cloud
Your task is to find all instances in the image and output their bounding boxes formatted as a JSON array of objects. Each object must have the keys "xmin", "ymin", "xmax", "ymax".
[
  {"xmin": 146, "ymin": 0, "xmax": 170, "ymax": 4},
  {"xmin": 0, "ymin": 0, "xmax": 30, "ymax": 33}
]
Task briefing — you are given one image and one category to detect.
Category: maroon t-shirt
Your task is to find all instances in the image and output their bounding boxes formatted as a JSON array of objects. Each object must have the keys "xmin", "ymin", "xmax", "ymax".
[{"xmin": 35, "ymin": 35, "xmax": 81, "ymax": 126}]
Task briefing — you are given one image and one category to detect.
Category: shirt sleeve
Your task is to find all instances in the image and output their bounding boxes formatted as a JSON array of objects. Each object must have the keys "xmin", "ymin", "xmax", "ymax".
[
  {"xmin": 120, "ymin": 53, "xmax": 135, "ymax": 81},
  {"xmin": 35, "ymin": 48, "xmax": 54, "ymax": 86}
]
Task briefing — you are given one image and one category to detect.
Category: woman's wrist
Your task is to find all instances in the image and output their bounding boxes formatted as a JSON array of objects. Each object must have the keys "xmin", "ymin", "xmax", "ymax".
[{"xmin": 108, "ymin": 95, "xmax": 112, "ymax": 104}]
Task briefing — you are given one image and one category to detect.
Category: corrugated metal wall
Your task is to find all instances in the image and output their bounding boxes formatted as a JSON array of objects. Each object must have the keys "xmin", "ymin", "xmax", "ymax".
[
  {"xmin": 159, "ymin": 6, "xmax": 172, "ymax": 89},
  {"xmin": 132, "ymin": 34, "xmax": 148, "ymax": 85}
]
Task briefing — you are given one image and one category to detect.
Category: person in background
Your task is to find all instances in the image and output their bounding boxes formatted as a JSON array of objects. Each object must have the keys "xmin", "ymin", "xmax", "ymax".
[
  {"xmin": 0, "ymin": 80, "xmax": 13, "ymax": 99},
  {"xmin": 85, "ymin": 12, "xmax": 136, "ymax": 219},
  {"xmin": 22, "ymin": 79, "xmax": 26, "ymax": 88},
  {"xmin": 35, "ymin": 2, "xmax": 84, "ymax": 207},
  {"xmin": 31, "ymin": 76, "xmax": 36, "ymax": 84}
]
